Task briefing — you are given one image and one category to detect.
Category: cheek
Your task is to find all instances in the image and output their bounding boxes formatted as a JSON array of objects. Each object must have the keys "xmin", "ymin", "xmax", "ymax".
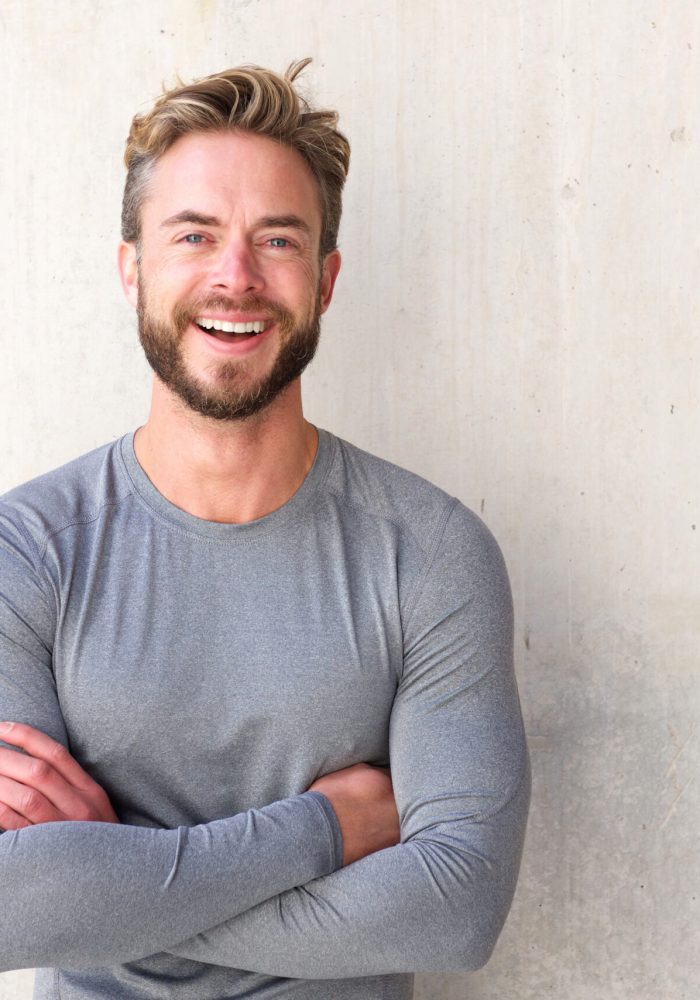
[
  {"xmin": 141, "ymin": 260, "xmax": 203, "ymax": 311},
  {"xmin": 283, "ymin": 259, "xmax": 320, "ymax": 309},
  {"xmin": 297, "ymin": 255, "xmax": 318, "ymax": 282}
]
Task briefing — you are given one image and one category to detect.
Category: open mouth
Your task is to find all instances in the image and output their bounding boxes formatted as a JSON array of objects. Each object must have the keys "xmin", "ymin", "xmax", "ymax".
[{"xmin": 194, "ymin": 317, "xmax": 268, "ymax": 343}]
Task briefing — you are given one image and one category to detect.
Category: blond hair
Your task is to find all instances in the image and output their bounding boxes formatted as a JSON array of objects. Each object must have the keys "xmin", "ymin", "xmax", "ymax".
[{"xmin": 122, "ymin": 59, "xmax": 350, "ymax": 258}]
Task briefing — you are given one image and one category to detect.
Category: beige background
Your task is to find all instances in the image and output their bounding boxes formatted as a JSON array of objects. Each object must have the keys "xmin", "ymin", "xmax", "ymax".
[{"xmin": 1, "ymin": 1, "xmax": 698, "ymax": 998}]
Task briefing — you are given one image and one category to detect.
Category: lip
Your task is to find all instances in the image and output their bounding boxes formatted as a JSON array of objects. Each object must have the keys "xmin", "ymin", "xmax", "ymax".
[{"xmin": 191, "ymin": 319, "xmax": 275, "ymax": 356}]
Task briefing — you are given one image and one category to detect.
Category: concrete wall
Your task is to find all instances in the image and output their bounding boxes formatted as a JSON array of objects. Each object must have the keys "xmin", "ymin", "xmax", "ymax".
[{"xmin": 1, "ymin": 1, "xmax": 698, "ymax": 997}]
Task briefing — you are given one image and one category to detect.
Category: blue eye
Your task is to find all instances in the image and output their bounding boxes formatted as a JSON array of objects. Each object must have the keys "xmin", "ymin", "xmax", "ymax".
[
  {"xmin": 183, "ymin": 234, "xmax": 205, "ymax": 244},
  {"xmin": 269, "ymin": 237, "xmax": 290, "ymax": 248}
]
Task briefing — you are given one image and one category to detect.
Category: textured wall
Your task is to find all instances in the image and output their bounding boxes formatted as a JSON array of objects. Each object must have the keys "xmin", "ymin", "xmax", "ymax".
[{"xmin": 1, "ymin": 1, "xmax": 698, "ymax": 997}]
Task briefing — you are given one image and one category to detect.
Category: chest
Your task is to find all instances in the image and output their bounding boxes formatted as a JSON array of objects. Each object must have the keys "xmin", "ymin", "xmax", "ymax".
[{"xmin": 51, "ymin": 529, "xmax": 404, "ymax": 823}]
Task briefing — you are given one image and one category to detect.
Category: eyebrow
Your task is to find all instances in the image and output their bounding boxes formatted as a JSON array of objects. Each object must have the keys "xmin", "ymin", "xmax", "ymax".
[
  {"xmin": 159, "ymin": 211, "xmax": 313, "ymax": 236},
  {"xmin": 159, "ymin": 211, "xmax": 221, "ymax": 229},
  {"xmin": 258, "ymin": 215, "xmax": 313, "ymax": 236}
]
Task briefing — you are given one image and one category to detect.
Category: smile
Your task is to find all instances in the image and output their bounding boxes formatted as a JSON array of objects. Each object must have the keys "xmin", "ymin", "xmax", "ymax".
[
  {"xmin": 195, "ymin": 316, "xmax": 267, "ymax": 335},
  {"xmin": 191, "ymin": 316, "xmax": 275, "ymax": 353}
]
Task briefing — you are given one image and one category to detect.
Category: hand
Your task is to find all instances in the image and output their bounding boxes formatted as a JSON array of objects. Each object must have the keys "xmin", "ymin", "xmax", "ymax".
[
  {"xmin": 309, "ymin": 762, "xmax": 400, "ymax": 866},
  {"xmin": 0, "ymin": 721, "xmax": 119, "ymax": 830}
]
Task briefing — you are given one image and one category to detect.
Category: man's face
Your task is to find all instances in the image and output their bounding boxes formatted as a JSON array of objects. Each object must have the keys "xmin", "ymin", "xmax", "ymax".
[{"xmin": 119, "ymin": 130, "xmax": 340, "ymax": 421}]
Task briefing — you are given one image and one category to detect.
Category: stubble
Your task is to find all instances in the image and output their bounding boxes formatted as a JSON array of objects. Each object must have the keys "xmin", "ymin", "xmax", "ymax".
[{"xmin": 137, "ymin": 286, "xmax": 322, "ymax": 421}]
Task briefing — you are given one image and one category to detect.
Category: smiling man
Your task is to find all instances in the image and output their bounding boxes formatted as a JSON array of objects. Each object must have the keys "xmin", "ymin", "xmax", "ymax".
[
  {"xmin": 0, "ymin": 62, "xmax": 530, "ymax": 1000},
  {"xmin": 130, "ymin": 130, "xmax": 335, "ymax": 430}
]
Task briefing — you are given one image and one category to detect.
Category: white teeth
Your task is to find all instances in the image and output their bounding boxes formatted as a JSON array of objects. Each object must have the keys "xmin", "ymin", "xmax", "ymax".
[{"xmin": 195, "ymin": 317, "xmax": 266, "ymax": 334}]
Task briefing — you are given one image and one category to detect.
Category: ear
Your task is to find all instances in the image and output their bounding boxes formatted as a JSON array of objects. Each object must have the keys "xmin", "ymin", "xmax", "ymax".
[
  {"xmin": 319, "ymin": 249, "xmax": 341, "ymax": 314},
  {"xmin": 118, "ymin": 241, "xmax": 139, "ymax": 309}
]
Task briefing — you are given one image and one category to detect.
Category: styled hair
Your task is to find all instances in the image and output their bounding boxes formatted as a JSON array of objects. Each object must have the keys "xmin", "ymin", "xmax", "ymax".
[{"xmin": 121, "ymin": 58, "xmax": 350, "ymax": 258}]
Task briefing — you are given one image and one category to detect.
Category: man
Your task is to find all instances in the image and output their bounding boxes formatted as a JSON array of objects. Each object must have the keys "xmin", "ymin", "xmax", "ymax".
[{"xmin": 0, "ymin": 61, "xmax": 530, "ymax": 999}]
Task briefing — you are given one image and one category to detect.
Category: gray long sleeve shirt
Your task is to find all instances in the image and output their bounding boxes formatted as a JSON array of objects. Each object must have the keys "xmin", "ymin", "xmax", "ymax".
[{"xmin": 0, "ymin": 428, "xmax": 530, "ymax": 999}]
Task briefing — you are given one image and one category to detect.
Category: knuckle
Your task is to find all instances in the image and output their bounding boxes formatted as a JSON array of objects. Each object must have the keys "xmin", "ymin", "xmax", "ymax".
[
  {"xmin": 28, "ymin": 759, "xmax": 51, "ymax": 783},
  {"xmin": 47, "ymin": 742, "xmax": 70, "ymax": 766},
  {"xmin": 77, "ymin": 773, "xmax": 99, "ymax": 794},
  {"xmin": 20, "ymin": 788, "xmax": 43, "ymax": 815}
]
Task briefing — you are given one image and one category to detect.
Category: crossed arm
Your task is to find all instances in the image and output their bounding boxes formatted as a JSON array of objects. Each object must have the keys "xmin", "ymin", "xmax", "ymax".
[
  {"xmin": 0, "ymin": 723, "xmax": 398, "ymax": 868},
  {"xmin": 0, "ymin": 722, "xmax": 398, "ymax": 972},
  {"xmin": 0, "ymin": 502, "xmax": 530, "ymax": 977}
]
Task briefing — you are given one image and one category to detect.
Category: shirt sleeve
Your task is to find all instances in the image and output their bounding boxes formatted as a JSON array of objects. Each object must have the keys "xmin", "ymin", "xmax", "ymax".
[
  {"xmin": 0, "ymin": 506, "xmax": 342, "ymax": 973},
  {"xmin": 167, "ymin": 501, "xmax": 531, "ymax": 977}
]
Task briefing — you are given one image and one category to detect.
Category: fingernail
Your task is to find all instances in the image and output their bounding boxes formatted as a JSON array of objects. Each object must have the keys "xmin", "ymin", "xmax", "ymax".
[{"xmin": 0, "ymin": 722, "xmax": 12, "ymax": 733}]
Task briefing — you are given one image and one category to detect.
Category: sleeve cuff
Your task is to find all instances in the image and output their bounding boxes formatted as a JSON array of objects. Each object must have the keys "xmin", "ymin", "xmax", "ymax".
[{"xmin": 303, "ymin": 790, "xmax": 343, "ymax": 872}]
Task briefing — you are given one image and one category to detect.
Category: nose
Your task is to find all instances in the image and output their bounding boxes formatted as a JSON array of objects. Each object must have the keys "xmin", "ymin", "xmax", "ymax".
[{"xmin": 207, "ymin": 239, "xmax": 265, "ymax": 297}]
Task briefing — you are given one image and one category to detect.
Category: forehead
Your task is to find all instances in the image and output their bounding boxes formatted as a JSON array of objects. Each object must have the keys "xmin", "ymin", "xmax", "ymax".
[{"xmin": 143, "ymin": 129, "xmax": 323, "ymax": 232}]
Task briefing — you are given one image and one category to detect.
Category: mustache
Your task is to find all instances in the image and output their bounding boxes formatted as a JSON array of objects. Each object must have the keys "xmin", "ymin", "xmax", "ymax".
[{"xmin": 172, "ymin": 294, "xmax": 294, "ymax": 331}]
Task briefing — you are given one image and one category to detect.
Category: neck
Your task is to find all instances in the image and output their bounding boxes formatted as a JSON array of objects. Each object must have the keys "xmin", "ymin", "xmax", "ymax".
[{"xmin": 134, "ymin": 377, "xmax": 318, "ymax": 524}]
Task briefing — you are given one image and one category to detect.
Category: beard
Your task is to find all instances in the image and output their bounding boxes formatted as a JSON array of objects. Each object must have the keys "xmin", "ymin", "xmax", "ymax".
[{"xmin": 137, "ymin": 284, "xmax": 322, "ymax": 422}]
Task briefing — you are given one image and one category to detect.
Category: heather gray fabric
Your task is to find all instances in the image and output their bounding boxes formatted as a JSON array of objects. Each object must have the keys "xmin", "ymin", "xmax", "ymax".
[{"xmin": 0, "ymin": 428, "xmax": 530, "ymax": 999}]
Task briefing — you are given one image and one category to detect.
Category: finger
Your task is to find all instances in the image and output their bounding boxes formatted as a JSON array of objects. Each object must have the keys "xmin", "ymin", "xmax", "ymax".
[
  {"xmin": 0, "ymin": 722, "xmax": 96, "ymax": 791},
  {"xmin": 0, "ymin": 747, "xmax": 118, "ymax": 824},
  {"xmin": 0, "ymin": 798, "xmax": 33, "ymax": 831},
  {"xmin": 0, "ymin": 774, "xmax": 63, "ymax": 825},
  {"xmin": 0, "ymin": 746, "xmax": 89, "ymax": 818}
]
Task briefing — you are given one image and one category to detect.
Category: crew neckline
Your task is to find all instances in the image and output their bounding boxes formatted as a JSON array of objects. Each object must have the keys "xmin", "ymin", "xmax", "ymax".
[{"xmin": 118, "ymin": 426, "xmax": 335, "ymax": 541}]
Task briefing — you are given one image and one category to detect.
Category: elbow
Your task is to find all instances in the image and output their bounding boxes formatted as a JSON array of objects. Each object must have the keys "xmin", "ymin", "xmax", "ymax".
[
  {"xmin": 426, "ymin": 897, "xmax": 506, "ymax": 972},
  {"xmin": 446, "ymin": 850, "xmax": 525, "ymax": 972},
  {"xmin": 413, "ymin": 853, "xmax": 520, "ymax": 973},
  {"xmin": 448, "ymin": 914, "xmax": 504, "ymax": 972}
]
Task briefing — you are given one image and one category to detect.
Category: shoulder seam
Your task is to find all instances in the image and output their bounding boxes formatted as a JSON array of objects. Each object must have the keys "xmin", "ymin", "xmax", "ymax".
[
  {"xmin": 326, "ymin": 435, "xmax": 447, "ymax": 559},
  {"xmin": 0, "ymin": 500, "xmax": 56, "ymax": 625},
  {"xmin": 39, "ymin": 492, "xmax": 134, "ymax": 558},
  {"xmin": 401, "ymin": 496, "xmax": 459, "ymax": 628},
  {"xmin": 323, "ymin": 483, "xmax": 424, "ymax": 549}
]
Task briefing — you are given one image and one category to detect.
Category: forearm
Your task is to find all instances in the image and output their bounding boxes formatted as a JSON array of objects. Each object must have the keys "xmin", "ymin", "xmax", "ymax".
[
  {"xmin": 168, "ymin": 762, "xmax": 530, "ymax": 978},
  {"xmin": 0, "ymin": 791, "xmax": 340, "ymax": 972}
]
